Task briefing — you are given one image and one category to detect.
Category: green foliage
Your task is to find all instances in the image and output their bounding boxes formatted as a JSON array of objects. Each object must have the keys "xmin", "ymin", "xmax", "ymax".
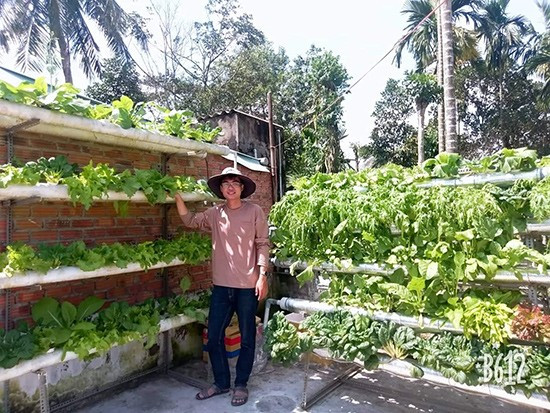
[
  {"xmin": 456, "ymin": 64, "xmax": 550, "ymax": 157},
  {"xmin": 361, "ymin": 78, "xmax": 437, "ymax": 167},
  {"xmin": 445, "ymin": 291, "xmax": 518, "ymax": 344},
  {"xmin": 86, "ymin": 58, "xmax": 146, "ymax": 104},
  {"xmin": 26, "ymin": 290, "xmax": 210, "ymax": 362},
  {"xmin": 0, "ymin": 324, "xmax": 36, "ymax": 368},
  {"xmin": 302, "ymin": 311, "xmax": 379, "ymax": 366},
  {"xmin": 0, "ymin": 233, "xmax": 212, "ymax": 276},
  {"xmin": 280, "ymin": 47, "xmax": 350, "ymax": 177},
  {"xmin": 0, "ymin": 78, "xmax": 219, "ymax": 143},
  {"xmin": 264, "ymin": 312, "xmax": 310, "ymax": 365},
  {"xmin": 530, "ymin": 176, "xmax": 550, "ymax": 220},
  {"xmin": 265, "ymin": 309, "xmax": 550, "ymax": 395},
  {"xmin": 270, "ymin": 151, "xmax": 550, "ymax": 342},
  {"xmin": 0, "ymin": 157, "xmax": 214, "ymax": 210},
  {"xmin": 414, "ymin": 333, "xmax": 483, "ymax": 385}
]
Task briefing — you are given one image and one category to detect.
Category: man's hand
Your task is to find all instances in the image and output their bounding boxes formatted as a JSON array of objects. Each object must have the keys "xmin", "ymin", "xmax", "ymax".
[
  {"xmin": 174, "ymin": 192, "xmax": 189, "ymax": 217},
  {"xmin": 255, "ymin": 275, "xmax": 268, "ymax": 301}
]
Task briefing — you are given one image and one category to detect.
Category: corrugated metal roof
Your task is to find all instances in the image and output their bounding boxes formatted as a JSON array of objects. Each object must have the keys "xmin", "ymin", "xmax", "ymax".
[{"xmin": 222, "ymin": 151, "xmax": 270, "ymax": 173}]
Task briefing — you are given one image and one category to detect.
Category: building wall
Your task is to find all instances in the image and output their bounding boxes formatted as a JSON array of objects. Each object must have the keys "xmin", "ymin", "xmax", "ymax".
[
  {"xmin": 209, "ymin": 112, "xmax": 238, "ymax": 150},
  {"xmin": 207, "ymin": 112, "xmax": 282, "ymax": 162},
  {"xmin": 0, "ymin": 126, "xmax": 274, "ymax": 411},
  {"xmin": 0, "ymin": 132, "xmax": 274, "ymax": 329},
  {"xmin": 236, "ymin": 115, "xmax": 270, "ymax": 159}
]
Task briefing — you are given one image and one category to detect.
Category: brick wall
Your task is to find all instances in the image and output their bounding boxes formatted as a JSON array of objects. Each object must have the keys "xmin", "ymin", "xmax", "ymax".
[{"xmin": 0, "ymin": 131, "xmax": 274, "ymax": 328}]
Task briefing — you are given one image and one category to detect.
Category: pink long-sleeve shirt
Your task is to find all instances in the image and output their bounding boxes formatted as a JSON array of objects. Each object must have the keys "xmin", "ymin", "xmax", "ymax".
[{"xmin": 180, "ymin": 201, "xmax": 270, "ymax": 288}]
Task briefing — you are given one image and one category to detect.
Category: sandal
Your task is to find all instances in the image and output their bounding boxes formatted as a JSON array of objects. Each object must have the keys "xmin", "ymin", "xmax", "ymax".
[
  {"xmin": 195, "ymin": 384, "xmax": 229, "ymax": 401},
  {"xmin": 231, "ymin": 386, "xmax": 249, "ymax": 407}
]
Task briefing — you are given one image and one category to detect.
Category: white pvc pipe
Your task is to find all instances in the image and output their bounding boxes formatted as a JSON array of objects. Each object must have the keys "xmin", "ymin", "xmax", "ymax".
[
  {"xmin": 0, "ymin": 259, "xmax": 188, "ymax": 289},
  {"xmin": 0, "ymin": 184, "xmax": 220, "ymax": 203},
  {"xmin": 526, "ymin": 220, "xmax": 550, "ymax": 234},
  {"xmin": 416, "ymin": 167, "xmax": 550, "ymax": 188},
  {"xmin": 0, "ymin": 313, "xmax": 203, "ymax": 382},
  {"xmin": 0, "ymin": 100, "xmax": 230, "ymax": 156},
  {"xmin": 277, "ymin": 297, "xmax": 462, "ymax": 333},
  {"xmin": 274, "ymin": 259, "xmax": 550, "ymax": 286}
]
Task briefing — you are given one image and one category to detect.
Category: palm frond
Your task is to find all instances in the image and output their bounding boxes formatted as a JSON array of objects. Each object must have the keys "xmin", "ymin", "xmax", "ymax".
[
  {"xmin": 13, "ymin": 0, "xmax": 49, "ymax": 73},
  {"xmin": 65, "ymin": 2, "xmax": 101, "ymax": 78}
]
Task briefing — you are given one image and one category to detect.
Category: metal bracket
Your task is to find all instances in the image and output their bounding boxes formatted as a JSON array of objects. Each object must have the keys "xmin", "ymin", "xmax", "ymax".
[
  {"xmin": 37, "ymin": 369, "xmax": 50, "ymax": 413},
  {"xmin": 527, "ymin": 285, "xmax": 539, "ymax": 306},
  {"xmin": 301, "ymin": 359, "xmax": 362, "ymax": 411},
  {"xmin": 3, "ymin": 119, "xmax": 40, "ymax": 163},
  {"xmin": 1, "ymin": 118, "xmax": 40, "ymax": 136}
]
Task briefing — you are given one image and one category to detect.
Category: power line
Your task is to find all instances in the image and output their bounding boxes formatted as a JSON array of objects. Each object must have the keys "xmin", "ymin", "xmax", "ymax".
[{"xmin": 276, "ymin": 0, "xmax": 448, "ymax": 149}]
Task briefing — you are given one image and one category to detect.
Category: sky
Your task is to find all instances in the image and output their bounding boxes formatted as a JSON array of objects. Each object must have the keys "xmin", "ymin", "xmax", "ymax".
[{"xmin": 3, "ymin": 0, "xmax": 547, "ymax": 158}]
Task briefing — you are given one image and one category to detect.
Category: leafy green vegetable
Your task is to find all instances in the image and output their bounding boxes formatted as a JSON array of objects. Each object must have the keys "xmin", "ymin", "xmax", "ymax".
[
  {"xmin": 0, "ymin": 78, "xmax": 220, "ymax": 142},
  {"xmin": 0, "ymin": 233, "xmax": 211, "ymax": 276}
]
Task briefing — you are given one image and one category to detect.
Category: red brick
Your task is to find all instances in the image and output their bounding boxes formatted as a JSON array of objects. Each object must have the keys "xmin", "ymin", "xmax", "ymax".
[
  {"xmin": 107, "ymin": 287, "xmax": 128, "ymax": 298},
  {"xmin": 145, "ymin": 279, "xmax": 163, "ymax": 291},
  {"xmin": 139, "ymin": 272, "xmax": 157, "ymax": 283},
  {"xmin": 31, "ymin": 206, "xmax": 61, "ymax": 217},
  {"xmin": 56, "ymin": 142, "xmax": 83, "ymax": 152},
  {"xmin": 15, "ymin": 218, "xmax": 44, "ymax": 229},
  {"xmin": 45, "ymin": 219, "xmax": 71, "ymax": 229},
  {"xmin": 83, "ymin": 228, "xmax": 108, "ymax": 238},
  {"xmin": 116, "ymin": 218, "xmax": 137, "ymax": 226},
  {"xmin": 59, "ymin": 206, "xmax": 84, "ymax": 216},
  {"xmin": 30, "ymin": 230, "xmax": 58, "ymax": 241},
  {"xmin": 97, "ymin": 218, "xmax": 116, "ymax": 227},
  {"xmin": 85, "ymin": 205, "xmax": 112, "ymax": 216},
  {"xmin": 58, "ymin": 230, "xmax": 83, "ymax": 240},
  {"xmin": 11, "ymin": 232, "xmax": 30, "ymax": 242},
  {"xmin": 11, "ymin": 304, "xmax": 31, "ymax": 318},
  {"xmin": 95, "ymin": 278, "xmax": 117, "ymax": 291},
  {"xmin": 71, "ymin": 219, "xmax": 96, "ymax": 228},
  {"xmin": 192, "ymin": 272, "xmax": 209, "ymax": 282},
  {"xmin": 44, "ymin": 285, "xmax": 72, "ymax": 297},
  {"xmin": 72, "ymin": 284, "xmax": 94, "ymax": 295},
  {"xmin": 15, "ymin": 290, "xmax": 44, "ymax": 304}
]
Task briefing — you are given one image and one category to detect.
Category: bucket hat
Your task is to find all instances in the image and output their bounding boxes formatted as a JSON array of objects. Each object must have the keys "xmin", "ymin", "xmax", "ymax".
[{"xmin": 207, "ymin": 167, "xmax": 256, "ymax": 199}]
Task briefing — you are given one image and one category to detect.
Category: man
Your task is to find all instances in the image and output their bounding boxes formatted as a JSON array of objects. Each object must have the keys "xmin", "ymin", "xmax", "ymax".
[{"xmin": 174, "ymin": 166, "xmax": 270, "ymax": 407}]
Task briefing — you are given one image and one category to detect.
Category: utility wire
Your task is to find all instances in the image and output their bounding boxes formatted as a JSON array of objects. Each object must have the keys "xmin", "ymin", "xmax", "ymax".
[{"xmin": 276, "ymin": 0, "xmax": 448, "ymax": 149}]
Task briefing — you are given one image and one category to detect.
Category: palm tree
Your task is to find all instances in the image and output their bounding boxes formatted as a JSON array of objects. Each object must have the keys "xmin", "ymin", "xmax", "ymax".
[
  {"xmin": 441, "ymin": 0, "xmax": 458, "ymax": 153},
  {"xmin": 405, "ymin": 72, "xmax": 442, "ymax": 163},
  {"xmin": 1, "ymin": 0, "xmax": 149, "ymax": 83},
  {"xmin": 395, "ymin": 0, "xmax": 480, "ymax": 153},
  {"xmin": 395, "ymin": 0, "xmax": 480, "ymax": 70},
  {"xmin": 525, "ymin": 0, "xmax": 550, "ymax": 98},
  {"xmin": 475, "ymin": 0, "xmax": 533, "ymax": 147}
]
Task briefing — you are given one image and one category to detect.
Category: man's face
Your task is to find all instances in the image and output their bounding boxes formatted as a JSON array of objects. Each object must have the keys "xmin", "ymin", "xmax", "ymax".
[{"xmin": 220, "ymin": 177, "xmax": 243, "ymax": 200}]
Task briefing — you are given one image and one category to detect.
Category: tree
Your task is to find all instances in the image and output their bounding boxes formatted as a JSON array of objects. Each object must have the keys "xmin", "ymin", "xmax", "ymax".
[
  {"xmin": 441, "ymin": 0, "xmax": 458, "ymax": 153},
  {"xmin": 361, "ymin": 78, "xmax": 437, "ymax": 167},
  {"xmin": 456, "ymin": 62, "xmax": 550, "ymax": 157},
  {"xmin": 279, "ymin": 47, "xmax": 349, "ymax": 177},
  {"xmin": 85, "ymin": 58, "xmax": 146, "ymax": 103},
  {"xmin": 475, "ymin": 0, "xmax": 533, "ymax": 147},
  {"xmin": 396, "ymin": 0, "xmax": 480, "ymax": 152},
  {"xmin": 525, "ymin": 0, "xmax": 550, "ymax": 99},
  {"xmin": 1, "ymin": 0, "xmax": 149, "ymax": 83},
  {"xmin": 140, "ymin": 0, "xmax": 265, "ymax": 112},
  {"xmin": 395, "ymin": 0, "xmax": 480, "ymax": 70},
  {"xmin": 405, "ymin": 72, "xmax": 442, "ymax": 163}
]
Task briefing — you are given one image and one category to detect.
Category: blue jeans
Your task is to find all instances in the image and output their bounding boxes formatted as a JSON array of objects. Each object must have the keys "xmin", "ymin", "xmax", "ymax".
[{"xmin": 207, "ymin": 286, "xmax": 258, "ymax": 389}]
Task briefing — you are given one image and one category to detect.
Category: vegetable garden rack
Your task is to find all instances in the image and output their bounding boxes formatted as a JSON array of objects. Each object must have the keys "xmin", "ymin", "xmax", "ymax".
[
  {"xmin": 0, "ymin": 101, "xmax": 231, "ymax": 412},
  {"xmin": 266, "ymin": 167, "xmax": 550, "ymax": 411}
]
